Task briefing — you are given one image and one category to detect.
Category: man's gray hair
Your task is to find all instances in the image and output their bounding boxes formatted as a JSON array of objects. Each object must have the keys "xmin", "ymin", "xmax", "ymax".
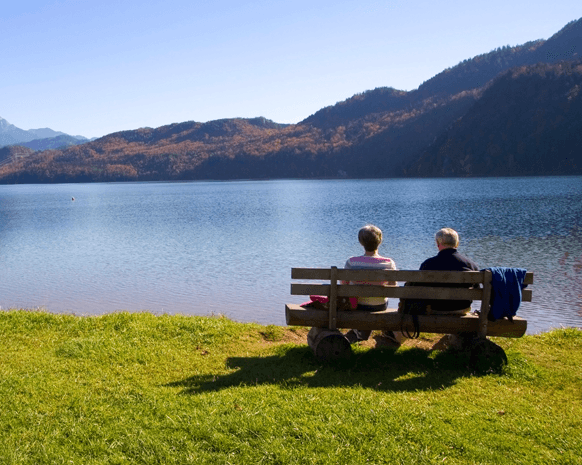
[{"xmin": 435, "ymin": 228, "xmax": 459, "ymax": 248}]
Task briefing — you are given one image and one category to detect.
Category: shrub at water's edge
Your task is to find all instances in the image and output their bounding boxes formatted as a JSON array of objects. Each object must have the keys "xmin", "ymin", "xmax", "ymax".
[{"xmin": 0, "ymin": 310, "xmax": 580, "ymax": 463}]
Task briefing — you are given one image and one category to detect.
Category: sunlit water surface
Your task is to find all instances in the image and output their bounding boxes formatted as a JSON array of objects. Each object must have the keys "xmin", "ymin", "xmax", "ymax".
[{"xmin": 0, "ymin": 177, "xmax": 580, "ymax": 334}]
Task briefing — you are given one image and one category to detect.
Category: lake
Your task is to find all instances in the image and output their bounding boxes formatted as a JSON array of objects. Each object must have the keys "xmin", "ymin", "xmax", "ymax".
[{"xmin": 0, "ymin": 177, "xmax": 581, "ymax": 334}]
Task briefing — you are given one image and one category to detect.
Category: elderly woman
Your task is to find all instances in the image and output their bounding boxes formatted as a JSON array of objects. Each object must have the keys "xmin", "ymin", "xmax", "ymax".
[{"xmin": 344, "ymin": 225, "xmax": 401, "ymax": 346}]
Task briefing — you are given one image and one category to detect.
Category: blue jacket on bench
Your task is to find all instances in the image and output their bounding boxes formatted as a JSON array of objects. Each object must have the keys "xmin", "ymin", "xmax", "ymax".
[{"xmin": 486, "ymin": 267, "xmax": 528, "ymax": 321}]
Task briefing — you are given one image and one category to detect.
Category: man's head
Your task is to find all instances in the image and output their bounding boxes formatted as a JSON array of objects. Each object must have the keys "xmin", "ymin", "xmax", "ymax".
[
  {"xmin": 359, "ymin": 224, "xmax": 383, "ymax": 252},
  {"xmin": 435, "ymin": 228, "xmax": 459, "ymax": 250}
]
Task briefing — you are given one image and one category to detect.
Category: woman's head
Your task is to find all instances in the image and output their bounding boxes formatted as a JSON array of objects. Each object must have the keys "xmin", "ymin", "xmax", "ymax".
[
  {"xmin": 435, "ymin": 228, "xmax": 459, "ymax": 249},
  {"xmin": 358, "ymin": 224, "xmax": 383, "ymax": 252}
]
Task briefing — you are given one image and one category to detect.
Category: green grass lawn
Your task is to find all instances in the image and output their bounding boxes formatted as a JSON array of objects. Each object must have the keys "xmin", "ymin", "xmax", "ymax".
[{"xmin": 0, "ymin": 310, "xmax": 580, "ymax": 464}]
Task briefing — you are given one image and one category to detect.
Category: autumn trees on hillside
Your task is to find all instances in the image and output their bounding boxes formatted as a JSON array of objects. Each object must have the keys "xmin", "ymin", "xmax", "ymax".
[{"xmin": 0, "ymin": 59, "xmax": 581, "ymax": 183}]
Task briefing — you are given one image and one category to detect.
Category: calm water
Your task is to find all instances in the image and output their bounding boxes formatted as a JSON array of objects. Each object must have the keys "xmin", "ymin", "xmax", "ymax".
[{"xmin": 0, "ymin": 177, "xmax": 581, "ymax": 334}]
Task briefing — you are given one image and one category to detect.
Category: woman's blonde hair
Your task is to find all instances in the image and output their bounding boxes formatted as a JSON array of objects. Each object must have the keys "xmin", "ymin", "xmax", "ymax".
[{"xmin": 358, "ymin": 224, "xmax": 383, "ymax": 252}]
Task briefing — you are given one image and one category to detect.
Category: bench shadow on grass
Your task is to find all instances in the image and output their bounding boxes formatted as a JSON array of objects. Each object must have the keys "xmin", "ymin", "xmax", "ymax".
[{"xmin": 168, "ymin": 344, "xmax": 480, "ymax": 395}]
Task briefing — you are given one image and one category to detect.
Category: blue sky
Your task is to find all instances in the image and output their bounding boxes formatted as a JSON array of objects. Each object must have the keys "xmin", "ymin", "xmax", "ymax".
[{"xmin": 2, "ymin": 0, "xmax": 581, "ymax": 138}]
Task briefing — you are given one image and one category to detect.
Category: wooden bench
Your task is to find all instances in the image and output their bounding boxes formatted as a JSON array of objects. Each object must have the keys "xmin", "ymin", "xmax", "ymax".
[{"xmin": 285, "ymin": 267, "xmax": 533, "ymax": 364}]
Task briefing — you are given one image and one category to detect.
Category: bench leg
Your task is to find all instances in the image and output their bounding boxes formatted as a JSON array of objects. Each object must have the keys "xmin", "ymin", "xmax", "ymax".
[
  {"xmin": 447, "ymin": 332, "xmax": 476, "ymax": 350},
  {"xmin": 307, "ymin": 327, "xmax": 352, "ymax": 362},
  {"xmin": 436, "ymin": 333, "xmax": 508, "ymax": 372},
  {"xmin": 469, "ymin": 338, "xmax": 508, "ymax": 373}
]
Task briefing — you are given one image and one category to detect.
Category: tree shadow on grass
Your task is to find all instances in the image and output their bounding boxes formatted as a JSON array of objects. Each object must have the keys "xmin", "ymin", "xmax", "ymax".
[{"xmin": 167, "ymin": 344, "xmax": 481, "ymax": 395}]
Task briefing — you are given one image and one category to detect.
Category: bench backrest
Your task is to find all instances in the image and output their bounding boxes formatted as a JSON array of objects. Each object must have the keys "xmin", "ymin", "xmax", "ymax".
[{"xmin": 291, "ymin": 267, "xmax": 534, "ymax": 336}]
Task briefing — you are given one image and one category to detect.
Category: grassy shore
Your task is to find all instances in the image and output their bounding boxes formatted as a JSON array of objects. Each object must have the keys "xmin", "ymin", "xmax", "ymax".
[{"xmin": 0, "ymin": 310, "xmax": 580, "ymax": 464}]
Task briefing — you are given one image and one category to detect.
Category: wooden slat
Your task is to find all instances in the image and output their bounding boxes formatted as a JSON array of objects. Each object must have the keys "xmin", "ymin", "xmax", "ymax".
[
  {"xmin": 285, "ymin": 304, "xmax": 527, "ymax": 337},
  {"xmin": 336, "ymin": 269, "xmax": 487, "ymax": 284},
  {"xmin": 291, "ymin": 283, "xmax": 483, "ymax": 300},
  {"xmin": 291, "ymin": 283, "xmax": 532, "ymax": 302},
  {"xmin": 341, "ymin": 285, "xmax": 482, "ymax": 300},
  {"xmin": 292, "ymin": 268, "xmax": 534, "ymax": 285},
  {"xmin": 293, "ymin": 268, "xmax": 488, "ymax": 284},
  {"xmin": 291, "ymin": 268, "xmax": 331, "ymax": 280}
]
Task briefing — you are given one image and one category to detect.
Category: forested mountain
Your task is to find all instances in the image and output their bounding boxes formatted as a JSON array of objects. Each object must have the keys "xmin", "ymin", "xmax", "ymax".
[
  {"xmin": 0, "ymin": 18, "xmax": 581, "ymax": 184},
  {"xmin": 301, "ymin": 87, "xmax": 413, "ymax": 129},
  {"xmin": 410, "ymin": 62, "xmax": 582, "ymax": 177},
  {"xmin": 0, "ymin": 145, "xmax": 35, "ymax": 167},
  {"xmin": 0, "ymin": 92, "xmax": 484, "ymax": 183}
]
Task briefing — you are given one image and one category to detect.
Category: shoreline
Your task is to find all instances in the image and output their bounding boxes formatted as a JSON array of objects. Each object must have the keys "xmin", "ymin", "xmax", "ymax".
[{"xmin": 2, "ymin": 306, "xmax": 580, "ymax": 339}]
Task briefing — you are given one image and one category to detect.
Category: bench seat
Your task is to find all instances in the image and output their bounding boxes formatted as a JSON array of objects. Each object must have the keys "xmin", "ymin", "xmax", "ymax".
[{"xmin": 285, "ymin": 304, "xmax": 527, "ymax": 337}]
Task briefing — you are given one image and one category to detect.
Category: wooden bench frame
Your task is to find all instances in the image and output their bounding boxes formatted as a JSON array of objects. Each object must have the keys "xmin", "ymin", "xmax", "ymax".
[{"xmin": 286, "ymin": 267, "xmax": 533, "ymax": 359}]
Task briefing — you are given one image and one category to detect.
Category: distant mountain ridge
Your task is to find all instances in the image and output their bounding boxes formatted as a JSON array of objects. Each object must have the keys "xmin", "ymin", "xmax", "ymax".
[
  {"xmin": 19, "ymin": 134, "xmax": 90, "ymax": 152},
  {"xmin": 0, "ymin": 117, "xmax": 33, "ymax": 146},
  {"xmin": 0, "ymin": 116, "xmax": 88, "ymax": 148},
  {"xmin": 416, "ymin": 18, "xmax": 581, "ymax": 98},
  {"xmin": 0, "ymin": 17, "xmax": 581, "ymax": 183}
]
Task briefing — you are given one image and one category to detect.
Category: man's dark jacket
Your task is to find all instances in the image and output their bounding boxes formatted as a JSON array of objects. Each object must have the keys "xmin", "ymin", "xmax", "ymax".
[{"xmin": 419, "ymin": 248, "xmax": 479, "ymax": 312}]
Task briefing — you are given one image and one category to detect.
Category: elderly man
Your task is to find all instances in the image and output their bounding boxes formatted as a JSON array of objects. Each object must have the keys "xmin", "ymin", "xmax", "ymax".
[
  {"xmin": 419, "ymin": 227, "xmax": 480, "ymax": 314},
  {"xmin": 398, "ymin": 228, "xmax": 480, "ymax": 347}
]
